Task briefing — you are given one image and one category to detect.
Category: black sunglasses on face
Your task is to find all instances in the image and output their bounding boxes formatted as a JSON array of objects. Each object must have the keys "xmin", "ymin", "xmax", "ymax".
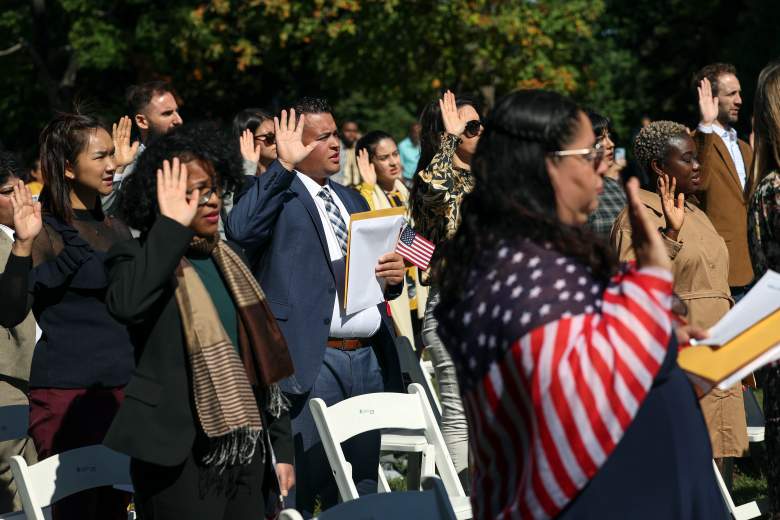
[
  {"xmin": 254, "ymin": 133, "xmax": 276, "ymax": 146},
  {"xmin": 464, "ymin": 120, "xmax": 483, "ymax": 138}
]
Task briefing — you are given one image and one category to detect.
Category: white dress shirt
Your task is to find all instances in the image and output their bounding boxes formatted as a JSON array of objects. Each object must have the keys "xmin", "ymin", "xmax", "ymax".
[
  {"xmin": 697, "ymin": 123, "xmax": 747, "ymax": 189},
  {"xmin": 0, "ymin": 224, "xmax": 42, "ymax": 342},
  {"xmin": 296, "ymin": 172, "xmax": 382, "ymax": 338}
]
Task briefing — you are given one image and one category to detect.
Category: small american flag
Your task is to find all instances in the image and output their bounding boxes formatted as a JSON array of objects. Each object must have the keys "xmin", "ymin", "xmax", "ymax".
[{"xmin": 395, "ymin": 225, "xmax": 435, "ymax": 270}]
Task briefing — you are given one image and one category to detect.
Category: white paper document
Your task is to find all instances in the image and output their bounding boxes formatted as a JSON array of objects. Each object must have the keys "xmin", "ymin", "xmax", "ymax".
[
  {"xmin": 692, "ymin": 270, "xmax": 780, "ymax": 346},
  {"xmin": 344, "ymin": 208, "xmax": 406, "ymax": 315}
]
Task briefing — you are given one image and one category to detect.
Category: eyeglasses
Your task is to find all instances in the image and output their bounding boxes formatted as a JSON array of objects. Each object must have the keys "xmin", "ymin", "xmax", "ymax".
[
  {"xmin": 549, "ymin": 144, "xmax": 604, "ymax": 169},
  {"xmin": 464, "ymin": 120, "xmax": 483, "ymax": 138},
  {"xmin": 185, "ymin": 186, "xmax": 220, "ymax": 207},
  {"xmin": 254, "ymin": 133, "xmax": 276, "ymax": 145}
]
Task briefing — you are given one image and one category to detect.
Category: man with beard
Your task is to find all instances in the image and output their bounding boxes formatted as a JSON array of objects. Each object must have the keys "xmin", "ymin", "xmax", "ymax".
[
  {"xmin": 102, "ymin": 81, "xmax": 184, "ymax": 215},
  {"xmin": 694, "ymin": 63, "xmax": 754, "ymax": 300}
]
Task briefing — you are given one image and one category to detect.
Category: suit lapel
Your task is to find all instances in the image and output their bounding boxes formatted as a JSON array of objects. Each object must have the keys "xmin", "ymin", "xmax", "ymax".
[
  {"xmin": 290, "ymin": 176, "xmax": 335, "ymax": 279},
  {"xmin": 712, "ymin": 136, "xmax": 744, "ymax": 199},
  {"xmin": 330, "ymin": 181, "xmax": 364, "ymax": 215}
]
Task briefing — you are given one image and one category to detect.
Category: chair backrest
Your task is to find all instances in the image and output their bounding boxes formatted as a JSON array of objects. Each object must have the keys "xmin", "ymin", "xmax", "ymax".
[
  {"xmin": 0, "ymin": 405, "xmax": 29, "ymax": 442},
  {"xmin": 395, "ymin": 336, "xmax": 442, "ymax": 423},
  {"xmin": 316, "ymin": 476, "xmax": 457, "ymax": 520},
  {"xmin": 10, "ymin": 445, "xmax": 131, "ymax": 520},
  {"xmin": 309, "ymin": 383, "xmax": 465, "ymax": 502}
]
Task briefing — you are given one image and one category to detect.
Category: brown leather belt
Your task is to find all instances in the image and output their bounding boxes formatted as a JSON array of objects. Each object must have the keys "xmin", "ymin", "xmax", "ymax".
[{"xmin": 326, "ymin": 337, "xmax": 369, "ymax": 351}]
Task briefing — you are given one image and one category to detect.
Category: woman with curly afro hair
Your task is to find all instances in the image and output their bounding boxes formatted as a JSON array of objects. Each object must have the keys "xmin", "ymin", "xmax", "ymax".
[{"xmin": 103, "ymin": 121, "xmax": 296, "ymax": 519}]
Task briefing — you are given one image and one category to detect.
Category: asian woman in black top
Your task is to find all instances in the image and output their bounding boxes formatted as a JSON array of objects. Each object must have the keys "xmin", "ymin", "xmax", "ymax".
[{"xmin": 0, "ymin": 112, "xmax": 134, "ymax": 519}]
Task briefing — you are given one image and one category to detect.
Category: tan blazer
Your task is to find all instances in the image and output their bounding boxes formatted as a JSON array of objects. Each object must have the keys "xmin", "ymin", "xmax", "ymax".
[
  {"xmin": 693, "ymin": 131, "xmax": 754, "ymax": 287},
  {"xmin": 0, "ymin": 231, "xmax": 36, "ymax": 386}
]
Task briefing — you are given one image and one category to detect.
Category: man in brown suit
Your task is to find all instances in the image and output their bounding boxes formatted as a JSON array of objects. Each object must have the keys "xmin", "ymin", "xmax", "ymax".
[{"xmin": 694, "ymin": 63, "xmax": 754, "ymax": 299}]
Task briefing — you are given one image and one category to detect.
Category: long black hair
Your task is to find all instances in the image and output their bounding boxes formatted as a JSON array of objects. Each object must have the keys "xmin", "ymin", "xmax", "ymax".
[
  {"xmin": 118, "ymin": 122, "xmax": 244, "ymax": 234},
  {"xmin": 38, "ymin": 112, "xmax": 107, "ymax": 223},
  {"xmin": 435, "ymin": 90, "xmax": 618, "ymax": 304},
  {"xmin": 413, "ymin": 93, "xmax": 481, "ymax": 178}
]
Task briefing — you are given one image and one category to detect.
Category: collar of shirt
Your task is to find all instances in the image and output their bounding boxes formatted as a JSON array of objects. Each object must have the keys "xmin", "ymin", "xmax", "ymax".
[
  {"xmin": 698, "ymin": 123, "xmax": 738, "ymax": 143},
  {"xmin": 295, "ymin": 171, "xmax": 351, "ymax": 258}
]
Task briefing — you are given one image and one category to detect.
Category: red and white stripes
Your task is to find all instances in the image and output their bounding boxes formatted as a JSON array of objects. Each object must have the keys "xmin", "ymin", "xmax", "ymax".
[{"xmin": 464, "ymin": 267, "xmax": 673, "ymax": 519}]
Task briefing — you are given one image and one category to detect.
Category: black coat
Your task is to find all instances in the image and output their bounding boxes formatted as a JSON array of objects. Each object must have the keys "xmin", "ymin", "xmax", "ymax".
[{"xmin": 103, "ymin": 216, "xmax": 293, "ymax": 467}]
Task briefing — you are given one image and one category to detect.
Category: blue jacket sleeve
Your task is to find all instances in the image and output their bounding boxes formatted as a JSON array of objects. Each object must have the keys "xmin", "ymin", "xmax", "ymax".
[{"xmin": 224, "ymin": 160, "xmax": 295, "ymax": 258}]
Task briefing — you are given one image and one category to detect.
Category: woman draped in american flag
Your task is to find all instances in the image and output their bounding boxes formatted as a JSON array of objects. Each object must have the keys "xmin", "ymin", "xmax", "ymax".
[{"xmin": 433, "ymin": 90, "xmax": 725, "ymax": 519}]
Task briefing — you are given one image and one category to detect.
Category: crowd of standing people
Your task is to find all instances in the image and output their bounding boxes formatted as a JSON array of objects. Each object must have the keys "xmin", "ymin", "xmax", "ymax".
[{"xmin": 1, "ymin": 58, "xmax": 780, "ymax": 520}]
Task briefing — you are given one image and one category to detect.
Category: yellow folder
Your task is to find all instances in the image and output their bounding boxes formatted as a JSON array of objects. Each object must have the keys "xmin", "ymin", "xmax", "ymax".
[{"xmin": 677, "ymin": 309, "xmax": 780, "ymax": 388}]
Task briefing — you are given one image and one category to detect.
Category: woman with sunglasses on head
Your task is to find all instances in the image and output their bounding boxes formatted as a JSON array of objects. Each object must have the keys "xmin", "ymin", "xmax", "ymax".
[
  {"xmin": 611, "ymin": 121, "xmax": 747, "ymax": 484},
  {"xmin": 354, "ymin": 130, "xmax": 429, "ymax": 348},
  {"xmin": 0, "ymin": 112, "xmax": 134, "ymax": 519},
  {"xmin": 234, "ymin": 108, "xmax": 277, "ymax": 177},
  {"xmin": 409, "ymin": 90, "xmax": 482, "ymax": 485},
  {"xmin": 104, "ymin": 121, "xmax": 296, "ymax": 519},
  {"xmin": 435, "ymin": 90, "xmax": 725, "ymax": 519}
]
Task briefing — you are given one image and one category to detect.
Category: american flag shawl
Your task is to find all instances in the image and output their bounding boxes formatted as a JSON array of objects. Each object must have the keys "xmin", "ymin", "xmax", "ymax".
[{"xmin": 435, "ymin": 238, "xmax": 673, "ymax": 519}]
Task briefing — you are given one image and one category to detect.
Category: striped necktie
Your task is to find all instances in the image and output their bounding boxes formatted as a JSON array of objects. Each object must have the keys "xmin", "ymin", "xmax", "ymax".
[{"xmin": 317, "ymin": 187, "xmax": 349, "ymax": 256}]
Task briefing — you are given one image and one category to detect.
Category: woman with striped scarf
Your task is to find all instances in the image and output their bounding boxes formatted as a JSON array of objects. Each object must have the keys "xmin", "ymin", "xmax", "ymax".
[{"xmin": 104, "ymin": 120, "xmax": 304, "ymax": 519}]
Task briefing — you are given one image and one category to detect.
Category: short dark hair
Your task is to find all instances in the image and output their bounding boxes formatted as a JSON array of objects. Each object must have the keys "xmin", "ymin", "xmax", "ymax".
[
  {"xmin": 38, "ymin": 112, "xmax": 107, "ymax": 223},
  {"xmin": 692, "ymin": 63, "xmax": 738, "ymax": 97},
  {"xmin": 232, "ymin": 108, "xmax": 273, "ymax": 141},
  {"xmin": 0, "ymin": 151, "xmax": 22, "ymax": 185},
  {"xmin": 118, "ymin": 122, "xmax": 244, "ymax": 235},
  {"xmin": 126, "ymin": 81, "xmax": 176, "ymax": 115},
  {"xmin": 355, "ymin": 131, "xmax": 395, "ymax": 161},
  {"xmin": 293, "ymin": 97, "xmax": 333, "ymax": 115}
]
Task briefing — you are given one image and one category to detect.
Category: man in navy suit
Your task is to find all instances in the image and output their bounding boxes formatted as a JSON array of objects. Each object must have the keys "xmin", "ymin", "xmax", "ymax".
[{"xmin": 225, "ymin": 99, "xmax": 405, "ymax": 517}]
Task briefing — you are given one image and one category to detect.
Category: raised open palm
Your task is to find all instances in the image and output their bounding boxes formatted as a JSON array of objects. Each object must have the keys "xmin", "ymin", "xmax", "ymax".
[
  {"xmin": 439, "ymin": 90, "xmax": 467, "ymax": 137},
  {"xmin": 697, "ymin": 78, "xmax": 719, "ymax": 126},
  {"xmin": 113, "ymin": 116, "xmax": 141, "ymax": 167},
  {"xmin": 157, "ymin": 158, "xmax": 199, "ymax": 227},
  {"xmin": 625, "ymin": 178, "xmax": 672, "ymax": 272},
  {"xmin": 10, "ymin": 180, "xmax": 42, "ymax": 243},
  {"xmin": 356, "ymin": 148, "xmax": 377, "ymax": 185},
  {"xmin": 240, "ymin": 128, "xmax": 261, "ymax": 164},
  {"xmin": 275, "ymin": 109, "xmax": 318, "ymax": 171},
  {"xmin": 658, "ymin": 174, "xmax": 684, "ymax": 239}
]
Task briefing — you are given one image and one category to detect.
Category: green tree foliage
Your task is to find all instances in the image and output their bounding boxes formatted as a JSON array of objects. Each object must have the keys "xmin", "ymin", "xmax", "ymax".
[{"xmin": 2, "ymin": 0, "xmax": 779, "ymax": 161}]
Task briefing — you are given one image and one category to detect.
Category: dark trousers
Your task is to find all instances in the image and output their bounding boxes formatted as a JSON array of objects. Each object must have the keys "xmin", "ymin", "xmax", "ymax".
[
  {"xmin": 28, "ymin": 387, "xmax": 128, "ymax": 520},
  {"xmin": 288, "ymin": 346, "xmax": 384, "ymax": 518},
  {"xmin": 131, "ymin": 435, "xmax": 268, "ymax": 520}
]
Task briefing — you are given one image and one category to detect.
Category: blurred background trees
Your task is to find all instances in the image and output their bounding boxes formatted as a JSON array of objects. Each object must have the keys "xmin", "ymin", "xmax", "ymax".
[{"xmin": 1, "ymin": 0, "xmax": 779, "ymax": 161}]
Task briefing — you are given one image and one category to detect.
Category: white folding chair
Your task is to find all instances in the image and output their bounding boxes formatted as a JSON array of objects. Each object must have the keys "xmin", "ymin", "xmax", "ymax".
[
  {"xmin": 420, "ymin": 352, "xmax": 443, "ymax": 415},
  {"xmin": 278, "ymin": 509, "xmax": 304, "ymax": 520},
  {"xmin": 310, "ymin": 383, "xmax": 471, "ymax": 519},
  {"xmin": 9, "ymin": 444, "xmax": 132, "ymax": 520},
  {"xmin": 0, "ymin": 511, "xmax": 28, "ymax": 520},
  {"xmin": 747, "ymin": 426, "xmax": 765, "ymax": 443},
  {"xmin": 0, "ymin": 405, "xmax": 29, "ymax": 443},
  {"xmin": 712, "ymin": 460, "xmax": 761, "ymax": 520}
]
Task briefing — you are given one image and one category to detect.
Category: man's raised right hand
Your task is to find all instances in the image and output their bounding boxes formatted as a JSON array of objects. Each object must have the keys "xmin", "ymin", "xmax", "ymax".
[{"xmin": 275, "ymin": 108, "xmax": 318, "ymax": 171}]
